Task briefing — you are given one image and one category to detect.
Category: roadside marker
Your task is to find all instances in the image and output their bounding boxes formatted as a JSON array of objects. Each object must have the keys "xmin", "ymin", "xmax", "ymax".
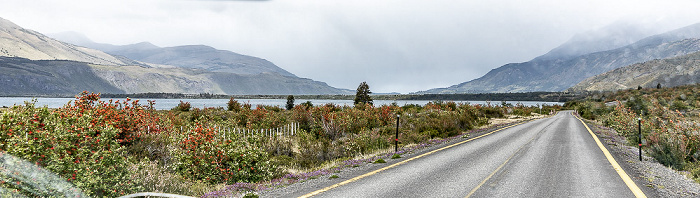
[
  {"xmin": 575, "ymin": 113, "xmax": 647, "ymax": 198},
  {"xmin": 297, "ymin": 120, "xmax": 529, "ymax": 198}
]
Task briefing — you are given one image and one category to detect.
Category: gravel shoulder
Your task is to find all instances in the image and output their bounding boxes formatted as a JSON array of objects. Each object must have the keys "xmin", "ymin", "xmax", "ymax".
[{"xmin": 584, "ymin": 119, "xmax": 700, "ymax": 197}]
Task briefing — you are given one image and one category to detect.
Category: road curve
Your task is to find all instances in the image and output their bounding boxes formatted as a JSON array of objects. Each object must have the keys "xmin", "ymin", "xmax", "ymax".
[{"xmin": 294, "ymin": 111, "xmax": 648, "ymax": 198}]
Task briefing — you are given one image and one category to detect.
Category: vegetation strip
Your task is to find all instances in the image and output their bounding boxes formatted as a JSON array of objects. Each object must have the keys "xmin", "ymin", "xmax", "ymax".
[
  {"xmin": 117, "ymin": 192, "xmax": 196, "ymax": 198},
  {"xmin": 574, "ymin": 113, "xmax": 647, "ymax": 198},
  {"xmin": 298, "ymin": 121, "xmax": 528, "ymax": 198}
]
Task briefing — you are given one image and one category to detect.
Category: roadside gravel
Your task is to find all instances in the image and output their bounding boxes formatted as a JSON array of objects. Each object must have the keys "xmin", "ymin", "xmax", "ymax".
[{"xmin": 585, "ymin": 120, "xmax": 700, "ymax": 197}]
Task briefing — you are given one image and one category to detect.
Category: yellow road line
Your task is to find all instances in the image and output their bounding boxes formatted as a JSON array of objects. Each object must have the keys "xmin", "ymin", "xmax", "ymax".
[
  {"xmin": 298, "ymin": 121, "xmax": 528, "ymax": 198},
  {"xmin": 464, "ymin": 133, "xmax": 537, "ymax": 198},
  {"xmin": 574, "ymin": 113, "xmax": 647, "ymax": 198}
]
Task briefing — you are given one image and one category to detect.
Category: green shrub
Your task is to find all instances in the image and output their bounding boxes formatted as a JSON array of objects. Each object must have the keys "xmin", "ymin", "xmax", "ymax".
[
  {"xmin": 227, "ymin": 98, "xmax": 241, "ymax": 112},
  {"xmin": 648, "ymin": 134, "xmax": 687, "ymax": 170},
  {"xmin": 670, "ymin": 100, "xmax": 688, "ymax": 111},
  {"xmin": 174, "ymin": 101, "xmax": 191, "ymax": 112},
  {"xmin": 174, "ymin": 125, "xmax": 278, "ymax": 184},
  {"xmin": 685, "ymin": 162, "xmax": 700, "ymax": 184},
  {"xmin": 0, "ymin": 99, "xmax": 139, "ymax": 197}
]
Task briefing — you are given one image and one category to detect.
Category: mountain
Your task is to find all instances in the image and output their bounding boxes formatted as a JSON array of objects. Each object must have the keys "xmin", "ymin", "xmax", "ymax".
[
  {"xmin": 0, "ymin": 56, "xmax": 124, "ymax": 95},
  {"xmin": 89, "ymin": 64, "xmax": 349, "ymax": 95},
  {"xmin": 420, "ymin": 22, "xmax": 700, "ymax": 94},
  {"xmin": 533, "ymin": 21, "xmax": 660, "ymax": 61},
  {"xmin": 570, "ymin": 49, "xmax": 700, "ymax": 92},
  {"xmin": 0, "ymin": 18, "xmax": 127, "ymax": 66},
  {"xmin": 50, "ymin": 32, "xmax": 296, "ymax": 77},
  {"xmin": 1, "ymin": 17, "xmax": 351, "ymax": 95}
]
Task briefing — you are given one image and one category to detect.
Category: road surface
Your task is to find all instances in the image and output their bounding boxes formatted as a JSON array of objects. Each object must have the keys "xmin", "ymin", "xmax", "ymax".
[{"xmin": 293, "ymin": 111, "xmax": 649, "ymax": 198}]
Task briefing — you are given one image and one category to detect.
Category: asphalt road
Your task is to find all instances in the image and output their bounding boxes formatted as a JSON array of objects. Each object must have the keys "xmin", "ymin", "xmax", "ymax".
[{"xmin": 297, "ymin": 111, "xmax": 646, "ymax": 198}]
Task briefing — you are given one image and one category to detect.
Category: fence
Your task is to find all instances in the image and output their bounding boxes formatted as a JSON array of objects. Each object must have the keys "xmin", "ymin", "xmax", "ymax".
[{"xmin": 145, "ymin": 123, "xmax": 300, "ymax": 139}]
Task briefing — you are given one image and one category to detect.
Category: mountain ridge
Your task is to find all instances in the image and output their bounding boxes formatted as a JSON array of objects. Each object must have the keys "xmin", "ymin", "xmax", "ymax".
[
  {"xmin": 50, "ymin": 31, "xmax": 296, "ymax": 77},
  {"xmin": 0, "ymin": 17, "xmax": 352, "ymax": 95},
  {"xmin": 420, "ymin": 22, "xmax": 700, "ymax": 94},
  {"xmin": 569, "ymin": 48, "xmax": 700, "ymax": 92},
  {"xmin": 0, "ymin": 18, "xmax": 128, "ymax": 66}
]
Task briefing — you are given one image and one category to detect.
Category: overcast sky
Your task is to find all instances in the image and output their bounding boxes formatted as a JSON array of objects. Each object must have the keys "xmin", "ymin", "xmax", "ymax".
[{"xmin": 2, "ymin": 0, "xmax": 700, "ymax": 93}]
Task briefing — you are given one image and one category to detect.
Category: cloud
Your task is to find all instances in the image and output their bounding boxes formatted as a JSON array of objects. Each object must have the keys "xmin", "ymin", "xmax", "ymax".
[{"xmin": 2, "ymin": 0, "xmax": 700, "ymax": 93}]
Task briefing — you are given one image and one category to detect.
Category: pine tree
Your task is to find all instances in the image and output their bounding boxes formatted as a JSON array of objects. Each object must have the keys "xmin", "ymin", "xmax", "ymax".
[
  {"xmin": 354, "ymin": 81, "xmax": 373, "ymax": 105},
  {"xmin": 286, "ymin": 95, "xmax": 295, "ymax": 110}
]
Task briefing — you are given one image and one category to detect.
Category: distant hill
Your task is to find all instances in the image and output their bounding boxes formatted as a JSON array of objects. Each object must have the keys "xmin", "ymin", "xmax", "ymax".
[
  {"xmin": 0, "ymin": 17, "xmax": 352, "ymax": 95},
  {"xmin": 0, "ymin": 56, "xmax": 124, "ymax": 95},
  {"xmin": 533, "ymin": 21, "xmax": 660, "ymax": 61},
  {"xmin": 420, "ymin": 22, "xmax": 700, "ymax": 94},
  {"xmin": 50, "ymin": 32, "xmax": 296, "ymax": 77},
  {"xmin": 570, "ymin": 48, "xmax": 700, "ymax": 92},
  {"xmin": 0, "ymin": 18, "xmax": 128, "ymax": 66}
]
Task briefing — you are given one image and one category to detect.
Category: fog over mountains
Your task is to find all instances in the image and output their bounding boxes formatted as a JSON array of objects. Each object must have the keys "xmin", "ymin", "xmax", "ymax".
[
  {"xmin": 0, "ymin": 17, "xmax": 352, "ymax": 95},
  {"xmin": 5, "ymin": 15, "xmax": 700, "ymax": 96},
  {"xmin": 570, "ymin": 46, "xmax": 700, "ymax": 92},
  {"xmin": 420, "ymin": 22, "xmax": 700, "ymax": 94}
]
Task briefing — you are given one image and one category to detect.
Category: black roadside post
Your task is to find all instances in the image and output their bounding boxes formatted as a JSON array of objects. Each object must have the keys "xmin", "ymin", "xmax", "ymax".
[
  {"xmin": 638, "ymin": 117, "xmax": 642, "ymax": 161},
  {"xmin": 396, "ymin": 114, "xmax": 400, "ymax": 153}
]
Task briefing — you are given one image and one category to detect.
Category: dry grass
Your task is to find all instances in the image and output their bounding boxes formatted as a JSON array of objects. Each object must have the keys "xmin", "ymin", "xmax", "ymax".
[
  {"xmin": 128, "ymin": 160, "xmax": 220, "ymax": 196},
  {"xmin": 481, "ymin": 112, "xmax": 548, "ymax": 128},
  {"xmin": 280, "ymin": 115, "xmax": 532, "ymax": 176}
]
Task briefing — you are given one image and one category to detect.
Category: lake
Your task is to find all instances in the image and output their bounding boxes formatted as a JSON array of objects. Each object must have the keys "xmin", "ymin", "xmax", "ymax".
[{"xmin": 0, "ymin": 97, "xmax": 563, "ymax": 110}]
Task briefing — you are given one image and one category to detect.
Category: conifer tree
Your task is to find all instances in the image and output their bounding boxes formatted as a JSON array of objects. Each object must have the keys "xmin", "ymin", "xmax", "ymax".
[{"xmin": 354, "ymin": 81, "xmax": 373, "ymax": 105}]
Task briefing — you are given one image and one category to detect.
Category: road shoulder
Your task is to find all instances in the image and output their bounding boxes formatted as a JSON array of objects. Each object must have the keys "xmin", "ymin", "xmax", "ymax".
[{"xmin": 582, "ymin": 119, "xmax": 700, "ymax": 197}]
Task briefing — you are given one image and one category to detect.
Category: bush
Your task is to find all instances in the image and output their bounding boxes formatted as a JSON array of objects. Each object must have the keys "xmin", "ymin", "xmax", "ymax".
[
  {"xmin": 228, "ymin": 98, "xmax": 241, "ymax": 112},
  {"xmin": 0, "ymin": 97, "xmax": 140, "ymax": 197},
  {"xmin": 685, "ymin": 162, "xmax": 700, "ymax": 183},
  {"xmin": 670, "ymin": 100, "xmax": 688, "ymax": 111},
  {"xmin": 174, "ymin": 125, "xmax": 278, "ymax": 184},
  {"xmin": 243, "ymin": 193, "xmax": 259, "ymax": 198},
  {"xmin": 174, "ymin": 101, "xmax": 192, "ymax": 112},
  {"xmin": 648, "ymin": 134, "xmax": 687, "ymax": 170}
]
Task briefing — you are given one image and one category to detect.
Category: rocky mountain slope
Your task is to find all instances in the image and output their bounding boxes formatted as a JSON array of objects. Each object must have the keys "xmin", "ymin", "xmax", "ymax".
[
  {"xmin": 0, "ymin": 56, "xmax": 124, "ymax": 95},
  {"xmin": 0, "ymin": 17, "xmax": 352, "ymax": 95},
  {"xmin": 421, "ymin": 22, "xmax": 700, "ymax": 94},
  {"xmin": 50, "ymin": 32, "xmax": 296, "ymax": 77},
  {"xmin": 533, "ymin": 21, "xmax": 660, "ymax": 61},
  {"xmin": 570, "ymin": 49, "xmax": 700, "ymax": 92},
  {"xmin": 0, "ymin": 18, "xmax": 127, "ymax": 66}
]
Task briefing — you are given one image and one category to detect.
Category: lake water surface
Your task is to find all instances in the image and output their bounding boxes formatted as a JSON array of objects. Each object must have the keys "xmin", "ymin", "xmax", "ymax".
[{"xmin": 0, "ymin": 97, "xmax": 563, "ymax": 110}]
